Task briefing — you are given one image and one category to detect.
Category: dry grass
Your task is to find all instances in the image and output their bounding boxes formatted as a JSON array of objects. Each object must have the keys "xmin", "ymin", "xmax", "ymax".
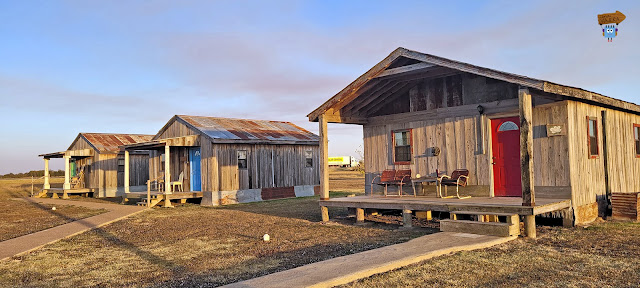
[
  {"xmin": 0, "ymin": 178, "xmax": 107, "ymax": 241},
  {"xmin": 329, "ymin": 167, "xmax": 365, "ymax": 193},
  {"xmin": 0, "ymin": 169, "xmax": 435, "ymax": 287},
  {"xmin": 341, "ymin": 222, "xmax": 640, "ymax": 288}
]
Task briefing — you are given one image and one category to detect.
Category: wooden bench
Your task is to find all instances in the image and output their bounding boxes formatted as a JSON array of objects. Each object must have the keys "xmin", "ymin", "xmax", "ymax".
[{"xmin": 372, "ymin": 169, "xmax": 412, "ymax": 197}]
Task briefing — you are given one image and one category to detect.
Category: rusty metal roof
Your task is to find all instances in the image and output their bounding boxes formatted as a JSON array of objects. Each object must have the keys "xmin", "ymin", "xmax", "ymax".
[
  {"xmin": 176, "ymin": 115, "xmax": 319, "ymax": 144},
  {"xmin": 74, "ymin": 133, "xmax": 154, "ymax": 153}
]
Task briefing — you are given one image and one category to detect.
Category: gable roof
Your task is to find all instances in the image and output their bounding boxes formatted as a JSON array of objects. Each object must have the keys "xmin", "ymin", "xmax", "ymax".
[
  {"xmin": 308, "ymin": 47, "xmax": 640, "ymax": 122},
  {"xmin": 156, "ymin": 115, "xmax": 319, "ymax": 145},
  {"xmin": 69, "ymin": 133, "xmax": 154, "ymax": 153}
]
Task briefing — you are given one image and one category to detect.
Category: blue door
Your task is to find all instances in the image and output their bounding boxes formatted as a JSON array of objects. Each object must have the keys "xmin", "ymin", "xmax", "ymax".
[{"xmin": 189, "ymin": 148, "xmax": 202, "ymax": 191}]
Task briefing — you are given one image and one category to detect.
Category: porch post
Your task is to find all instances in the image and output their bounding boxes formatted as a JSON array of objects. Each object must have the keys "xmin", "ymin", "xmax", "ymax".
[
  {"xmin": 164, "ymin": 145, "xmax": 171, "ymax": 194},
  {"xmin": 124, "ymin": 150, "xmax": 130, "ymax": 193},
  {"xmin": 319, "ymin": 114, "xmax": 330, "ymax": 222},
  {"xmin": 43, "ymin": 158, "xmax": 50, "ymax": 190},
  {"xmin": 63, "ymin": 155, "xmax": 71, "ymax": 190},
  {"xmin": 519, "ymin": 88, "xmax": 536, "ymax": 238}
]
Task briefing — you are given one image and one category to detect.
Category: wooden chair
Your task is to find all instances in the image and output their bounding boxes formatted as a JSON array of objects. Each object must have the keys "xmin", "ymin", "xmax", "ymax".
[
  {"xmin": 70, "ymin": 170, "xmax": 85, "ymax": 189},
  {"xmin": 372, "ymin": 169, "xmax": 412, "ymax": 197},
  {"xmin": 171, "ymin": 172, "xmax": 184, "ymax": 192},
  {"xmin": 438, "ymin": 169, "xmax": 470, "ymax": 199}
]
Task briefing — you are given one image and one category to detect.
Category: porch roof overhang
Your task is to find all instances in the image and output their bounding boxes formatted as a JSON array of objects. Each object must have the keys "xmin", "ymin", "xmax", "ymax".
[
  {"xmin": 39, "ymin": 149, "xmax": 95, "ymax": 159},
  {"xmin": 307, "ymin": 47, "xmax": 640, "ymax": 124},
  {"xmin": 121, "ymin": 135, "xmax": 201, "ymax": 151}
]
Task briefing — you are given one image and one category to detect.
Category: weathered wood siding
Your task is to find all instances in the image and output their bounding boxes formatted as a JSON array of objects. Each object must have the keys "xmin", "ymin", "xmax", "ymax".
[
  {"xmin": 201, "ymin": 143, "xmax": 320, "ymax": 192},
  {"xmin": 363, "ymin": 113, "xmax": 493, "ymax": 193},
  {"xmin": 149, "ymin": 141, "xmax": 320, "ymax": 192},
  {"xmin": 68, "ymin": 136, "xmax": 94, "ymax": 151},
  {"xmin": 127, "ymin": 154, "xmax": 150, "ymax": 186},
  {"xmin": 155, "ymin": 119, "xmax": 199, "ymax": 140},
  {"xmin": 567, "ymin": 101, "xmax": 606, "ymax": 209},
  {"xmin": 599, "ymin": 107, "xmax": 640, "ymax": 194},
  {"xmin": 531, "ymin": 101, "xmax": 571, "ymax": 199},
  {"xmin": 363, "ymin": 98, "xmax": 573, "ymax": 196}
]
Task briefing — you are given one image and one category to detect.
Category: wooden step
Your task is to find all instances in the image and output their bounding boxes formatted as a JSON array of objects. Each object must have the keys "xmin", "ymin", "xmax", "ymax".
[
  {"xmin": 450, "ymin": 211, "xmax": 519, "ymax": 225},
  {"xmin": 451, "ymin": 210, "xmax": 518, "ymax": 217},
  {"xmin": 440, "ymin": 219, "xmax": 519, "ymax": 237}
]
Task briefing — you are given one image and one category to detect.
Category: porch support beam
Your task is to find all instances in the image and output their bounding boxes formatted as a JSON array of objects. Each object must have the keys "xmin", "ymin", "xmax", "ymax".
[
  {"xmin": 519, "ymin": 88, "xmax": 536, "ymax": 238},
  {"xmin": 519, "ymin": 88, "xmax": 535, "ymax": 207},
  {"xmin": 356, "ymin": 208, "xmax": 365, "ymax": 224},
  {"xmin": 403, "ymin": 209, "xmax": 413, "ymax": 228},
  {"xmin": 319, "ymin": 114, "xmax": 330, "ymax": 222},
  {"xmin": 43, "ymin": 158, "xmax": 50, "ymax": 190},
  {"xmin": 164, "ymin": 145, "xmax": 171, "ymax": 195},
  {"xmin": 524, "ymin": 215, "xmax": 536, "ymax": 238},
  {"xmin": 124, "ymin": 150, "xmax": 130, "ymax": 194},
  {"xmin": 63, "ymin": 155, "xmax": 71, "ymax": 190}
]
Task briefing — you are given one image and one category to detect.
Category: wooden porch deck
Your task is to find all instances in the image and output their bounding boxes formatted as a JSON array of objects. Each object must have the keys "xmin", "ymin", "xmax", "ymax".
[
  {"xmin": 124, "ymin": 191, "xmax": 203, "ymax": 200},
  {"xmin": 320, "ymin": 195, "xmax": 571, "ymax": 216}
]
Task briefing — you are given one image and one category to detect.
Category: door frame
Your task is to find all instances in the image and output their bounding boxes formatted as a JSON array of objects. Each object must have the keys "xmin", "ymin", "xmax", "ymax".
[
  {"xmin": 486, "ymin": 112, "xmax": 519, "ymax": 197},
  {"xmin": 189, "ymin": 147, "xmax": 202, "ymax": 192}
]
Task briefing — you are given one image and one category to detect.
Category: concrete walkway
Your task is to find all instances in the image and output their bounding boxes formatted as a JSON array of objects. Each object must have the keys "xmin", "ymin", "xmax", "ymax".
[
  {"xmin": 0, "ymin": 198, "xmax": 146, "ymax": 261},
  {"xmin": 225, "ymin": 232, "xmax": 516, "ymax": 288}
]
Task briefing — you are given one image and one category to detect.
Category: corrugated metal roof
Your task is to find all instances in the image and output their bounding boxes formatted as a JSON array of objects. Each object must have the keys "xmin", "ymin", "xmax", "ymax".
[
  {"xmin": 177, "ymin": 115, "xmax": 319, "ymax": 143},
  {"xmin": 79, "ymin": 133, "xmax": 154, "ymax": 153}
]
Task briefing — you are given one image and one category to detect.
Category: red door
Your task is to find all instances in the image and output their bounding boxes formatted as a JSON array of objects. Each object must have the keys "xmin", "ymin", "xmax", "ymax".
[{"xmin": 491, "ymin": 117, "xmax": 522, "ymax": 197}]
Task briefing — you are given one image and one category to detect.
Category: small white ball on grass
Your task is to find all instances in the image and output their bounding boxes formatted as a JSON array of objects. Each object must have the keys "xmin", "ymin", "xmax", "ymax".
[
  {"xmin": 52, "ymin": 207, "xmax": 56, "ymax": 211},
  {"xmin": 263, "ymin": 234, "xmax": 270, "ymax": 242}
]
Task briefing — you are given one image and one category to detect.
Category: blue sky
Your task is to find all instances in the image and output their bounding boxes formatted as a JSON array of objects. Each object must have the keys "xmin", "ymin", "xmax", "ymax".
[{"xmin": 0, "ymin": 0, "xmax": 638, "ymax": 174}]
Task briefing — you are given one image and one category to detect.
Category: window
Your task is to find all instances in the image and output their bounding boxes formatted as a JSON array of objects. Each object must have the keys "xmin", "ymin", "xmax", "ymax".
[
  {"xmin": 160, "ymin": 153, "xmax": 165, "ymax": 172},
  {"xmin": 393, "ymin": 130, "xmax": 412, "ymax": 164},
  {"xmin": 305, "ymin": 150, "xmax": 313, "ymax": 167},
  {"xmin": 237, "ymin": 150, "xmax": 247, "ymax": 169},
  {"xmin": 498, "ymin": 121, "xmax": 519, "ymax": 132},
  {"xmin": 118, "ymin": 158, "xmax": 125, "ymax": 172},
  {"xmin": 587, "ymin": 117, "xmax": 599, "ymax": 158},
  {"xmin": 634, "ymin": 124, "xmax": 640, "ymax": 157}
]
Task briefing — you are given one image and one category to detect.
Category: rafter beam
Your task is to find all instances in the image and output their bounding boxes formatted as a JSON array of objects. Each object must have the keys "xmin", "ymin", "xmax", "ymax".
[
  {"xmin": 330, "ymin": 79, "xmax": 381, "ymax": 111},
  {"xmin": 344, "ymin": 81, "xmax": 397, "ymax": 114},
  {"xmin": 374, "ymin": 62, "xmax": 436, "ymax": 79},
  {"xmin": 359, "ymin": 82, "xmax": 414, "ymax": 116},
  {"xmin": 390, "ymin": 67, "xmax": 458, "ymax": 83}
]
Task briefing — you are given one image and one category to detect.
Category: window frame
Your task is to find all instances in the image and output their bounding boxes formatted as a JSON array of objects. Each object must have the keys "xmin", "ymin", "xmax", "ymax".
[
  {"xmin": 634, "ymin": 124, "xmax": 640, "ymax": 158},
  {"xmin": 117, "ymin": 158, "xmax": 125, "ymax": 173},
  {"xmin": 587, "ymin": 116, "xmax": 599, "ymax": 159},
  {"xmin": 392, "ymin": 129, "xmax": 413, "ymax": 165},
  {"xmin": 304, "ymin": 150, "xmax": 313, "ymax": 168},
  {"xmin": 237, "ymin": 150, "xmax": 248, "ymax": 169}
]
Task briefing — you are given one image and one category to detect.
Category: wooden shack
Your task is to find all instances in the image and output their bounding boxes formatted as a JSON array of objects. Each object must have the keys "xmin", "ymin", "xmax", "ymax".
[
  {"xmin": 122, "ymin": 115, "xmax": 320, "ymax": 207},
  {"xmin": 39, "ymin": 133, "xmax": 153, "ymax": 198},
  {"xmin": 308, "ymin": 47, "xmax": 640, "ymax": 236}
]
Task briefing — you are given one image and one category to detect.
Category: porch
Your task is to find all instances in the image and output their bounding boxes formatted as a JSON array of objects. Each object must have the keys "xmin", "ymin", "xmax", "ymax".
[
  {"xmin": 122, "ymin": 135, "xmax": 203, "ymax": 207},
  {"xmin": 38, "ymin": 149, "xmax": 94, "ymax": 197},
  {"xmin": 322, "ymin": 195, "xmax": 571, "ymax": 237},
  {"xmin": 321, "ymin": 195, "xmax": 570, "ymax": 216}
]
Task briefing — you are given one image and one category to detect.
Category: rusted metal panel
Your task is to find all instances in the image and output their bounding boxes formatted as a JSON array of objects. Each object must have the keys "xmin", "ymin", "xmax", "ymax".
[
  {"xmin": 78, "ymin": 133, "xmax": 154, "ymax": 153},
  {"xmin": 177, "ymin": 115, "xmax": 319, "ymax": 144}
]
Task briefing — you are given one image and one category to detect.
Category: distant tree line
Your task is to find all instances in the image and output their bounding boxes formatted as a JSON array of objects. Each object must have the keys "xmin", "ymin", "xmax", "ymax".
[{"xmin": 0, "ymin": 170, "xmax": 65, "ymax": 179}]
